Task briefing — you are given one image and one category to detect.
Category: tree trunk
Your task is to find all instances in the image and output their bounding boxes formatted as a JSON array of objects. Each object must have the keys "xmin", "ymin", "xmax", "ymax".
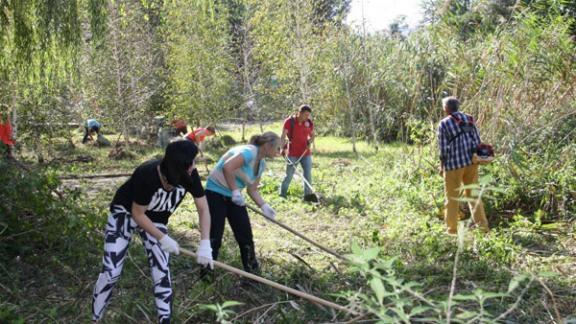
[
  {"xmin": 239, "ymin": 16, "xmax": 262, "ymax": 140},
  {"xmin": 361, "ymin": 1, "xmax": 378, "ymax": 149},
  {"xmin": 344, "ymin": 76, "xmax": 357, "ymax": 154},
  {"xmin": 241, "ymin": 118, "xmax": 246, "ymax": 143},
  {"xmin": 111, "ymin": 1, "xmax": 128, "ymax": 149},
  {"xmin": 293, "ymin": 0, "xmax": 310, "ymax": 102},
  {"xmin": 11, "ymin": 90, "xmax": 17, "ymax": 141}
]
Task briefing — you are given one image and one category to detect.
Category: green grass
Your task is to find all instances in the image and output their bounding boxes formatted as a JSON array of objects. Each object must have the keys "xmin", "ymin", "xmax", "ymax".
[{"xmin": 1, "ymin": 124, "xmax": 575, "ymax": 322}]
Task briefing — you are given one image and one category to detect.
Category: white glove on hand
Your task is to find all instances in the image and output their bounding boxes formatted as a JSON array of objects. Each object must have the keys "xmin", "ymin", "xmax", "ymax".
[
  {"xmin": 231, "ymin": 189, "xmax": 246, "ymax": 206},
  {"xmin": 196, "ymin": 239, "xmax": 214, "ymax": 269},
  {"xmin": 261, "ymin": 203, "xmax": 276, "ymax": 221},
  {"xmin": 159, "ymin": 235, "xmax": 180, "ymax": 255}
]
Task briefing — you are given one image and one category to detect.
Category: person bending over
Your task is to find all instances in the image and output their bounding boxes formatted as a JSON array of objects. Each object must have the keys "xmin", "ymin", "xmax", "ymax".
[
  {"xmin": 83, "ymin": 119, "xmax": 102, "ymax": 144},
  {"xmin": 92, "ymin": 140, "xmax": 213, "ymax": 323},
  {"xmin": 205, "ymin": 132, "xmax": 280, "ymax": 273}
]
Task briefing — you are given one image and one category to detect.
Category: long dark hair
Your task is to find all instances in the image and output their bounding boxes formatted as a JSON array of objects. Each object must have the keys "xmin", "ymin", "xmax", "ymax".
[{"xmin": 160, "ymin": 139, "xmax": 198, "ymax": 186}]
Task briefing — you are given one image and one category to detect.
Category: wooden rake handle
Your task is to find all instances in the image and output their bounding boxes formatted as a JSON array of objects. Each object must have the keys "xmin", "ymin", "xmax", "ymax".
[
  {"xmin": 179, "ymin": 248, "xmax": 355, "ymax": 315},
  {"xmin": 246, "ymin": 204, "xmax": 348, "ymax": 262}
]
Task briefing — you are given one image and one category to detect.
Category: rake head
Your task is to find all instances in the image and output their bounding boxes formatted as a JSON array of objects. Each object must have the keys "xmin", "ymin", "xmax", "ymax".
[{"xmin": 303, "ymin": 193, "xmax": 321, "ymax": 203}]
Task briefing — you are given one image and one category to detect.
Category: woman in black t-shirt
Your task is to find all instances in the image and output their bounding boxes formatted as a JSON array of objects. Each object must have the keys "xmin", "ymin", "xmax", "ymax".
[{"xmin": 92, "ymin": 140, "xmax": 212, "ymax": 324}]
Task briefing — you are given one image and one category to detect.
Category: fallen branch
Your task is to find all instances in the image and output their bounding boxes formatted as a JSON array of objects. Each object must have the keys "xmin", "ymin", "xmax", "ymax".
[
  {"xmin": 288, "ymin": 252, "xmax": 316, "ymax": 272},
  {"xmin": 179, "ymin": 248, "xmax": 356, "ymax": 316},
  {"xmin": 494, "ymin": 277, "xmax": 535, "ymax": 321},
  {"xmin": 59, "ymin": 173, "xmax": 132, "ymax": 180},
  {"xmin": 59, "ymin": 172, "xmax": 209, "ymax": 181},
  {"xmin": 230, "ymin": 300, "xmax": 294, "ymax": 322},
  {"xmin": 536, "ymin": 277, "xmax": 562, "ymax": 324}
]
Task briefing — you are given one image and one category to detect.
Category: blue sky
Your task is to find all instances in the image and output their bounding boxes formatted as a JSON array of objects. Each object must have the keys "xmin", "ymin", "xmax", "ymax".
[{"xmin": 345, "ymin": 0, "xmax": 425, "ymax": 33}]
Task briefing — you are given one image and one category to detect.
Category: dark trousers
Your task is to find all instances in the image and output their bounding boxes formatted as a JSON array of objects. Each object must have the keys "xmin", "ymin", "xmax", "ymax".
[
  {"xmin": 82, "ymin": 126, "xmax": 98, "ymax": 144},
  {"xmin": 206, "ymin": 190, "xmax": 259, "ymax": 272}
]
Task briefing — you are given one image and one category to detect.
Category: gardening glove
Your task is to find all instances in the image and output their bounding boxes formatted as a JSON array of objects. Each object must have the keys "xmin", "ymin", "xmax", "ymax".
[
  {"xmin": 159, "ymin": 235, "xmax": 180, "ymax": 255},
  {"xmin": 196, "ymin": 239, "xmax": 214, "ymax": 269},
  {"xmin": 261, "ymin": 203, "xmax": 276, "ymax": 221},
  {"xmin": 231, "ymin": 189, "xmax": 246, "ymax": 206}
]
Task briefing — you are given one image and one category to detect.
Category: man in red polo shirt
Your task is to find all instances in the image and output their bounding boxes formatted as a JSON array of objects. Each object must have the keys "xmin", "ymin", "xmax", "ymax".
[{"xmin": 279, "ymin": 104, "xmax": 314, "ymax": 198}]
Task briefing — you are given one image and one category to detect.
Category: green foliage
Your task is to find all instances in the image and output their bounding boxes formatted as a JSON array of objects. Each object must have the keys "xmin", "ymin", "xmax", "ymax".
[
  {"xmin": 473, "ymin": 230, "xmax": 519, "ymax": 264},
  {"xmin": 0, "ymin": 161, "xmax": 100, "ymax": 257},
  {"xmin": 199, "ymin": 301, "xmax": 243, "ymax": 324},
  {"xmin": 488, "ymin": 143, "xmax": 576, "ymax": 220},
  {"xmin": 1, "ymin": 0, "xmax": 575, "ymax": 321},
  {"xmin": 81, "ymin": 0, "xmax": 168, "ymax": 144},
  {"xmin": 164, "ymin": 0, "xmax": 238, "ymax": 124},
  {"xmin": 0, "ymin": 303, "xmax": 25, "ymax": 324},
  {"xmin": 345, "ymin": 243, "xmax": 544, "ymax": 323},
  {"xmin": 0, "ymin": 124, "xmax": 573, "ymax": 321},
  {"xmin": 88, "ymin": 0, "xmax": 108, "ymax": 42}
]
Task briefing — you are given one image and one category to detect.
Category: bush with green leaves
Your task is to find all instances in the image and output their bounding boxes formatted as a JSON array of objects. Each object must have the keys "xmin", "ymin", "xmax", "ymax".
[
  {"xmin": 487, "ymin": 143, "xmax": 576, "ymax": 222},
  {"xmin": 345, "ymin": 240, "xmax": 555, "ymax": 323},
  {"xmin": 0, "ymin": 160, "xmax": 100, "ymax": 259}
]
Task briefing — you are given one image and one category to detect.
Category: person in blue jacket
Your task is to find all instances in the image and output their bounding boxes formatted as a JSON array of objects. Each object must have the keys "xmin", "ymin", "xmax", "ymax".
[{"xmin": 83, "ymin": 119, "xmax": 102, "ymax": 144}]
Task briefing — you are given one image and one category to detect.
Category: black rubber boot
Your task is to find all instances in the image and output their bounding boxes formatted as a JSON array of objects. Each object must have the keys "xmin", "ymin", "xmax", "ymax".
[{"xmin": 240, "ymin": 244, "xmax": 260, "ymax": 275}]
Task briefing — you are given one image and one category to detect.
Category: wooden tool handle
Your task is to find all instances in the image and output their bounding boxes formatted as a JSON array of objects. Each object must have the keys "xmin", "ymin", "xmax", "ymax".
[
  {"xmin": 179, "ymin": 248, "xmax": 355, "ymax": 315},
  {"xmin": 246, "ymin": 204, "xmax": 348, "ymax": 262}
]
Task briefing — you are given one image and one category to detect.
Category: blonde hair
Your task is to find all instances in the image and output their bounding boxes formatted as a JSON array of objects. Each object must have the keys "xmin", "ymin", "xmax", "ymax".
[{"xmin": 249, "ymin": 131, "xmax": 280, "ymax": 147}]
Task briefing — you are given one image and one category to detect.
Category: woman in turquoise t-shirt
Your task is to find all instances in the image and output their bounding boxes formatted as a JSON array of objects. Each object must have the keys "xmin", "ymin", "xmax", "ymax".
[{"xmin": 205, "ymin": 131, "xmax": 280, "ymax": 273}]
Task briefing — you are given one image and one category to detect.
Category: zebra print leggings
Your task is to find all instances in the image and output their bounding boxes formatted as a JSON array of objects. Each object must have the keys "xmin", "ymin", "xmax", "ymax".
[{"xmin": 92, "ymin": 205, "xmax": 173, "ymax": 323}]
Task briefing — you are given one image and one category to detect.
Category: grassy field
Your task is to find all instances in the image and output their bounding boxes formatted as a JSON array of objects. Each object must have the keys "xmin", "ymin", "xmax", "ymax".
[{"xmin": 1, "ymin": 123, "xmax": 574, "ymax": 323}]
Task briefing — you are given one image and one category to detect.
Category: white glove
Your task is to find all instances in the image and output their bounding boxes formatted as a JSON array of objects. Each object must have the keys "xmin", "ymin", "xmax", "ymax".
[
  {"xmin": 159, "ymin": 235, "xmax": 180, "ymax": 255},
  {"xmin": 261, "ymin": 203, "xmax": 276, "ymax": 221},
  {"xmin": 196, "ymin": 239, "xmax": 214, "ymax": 269},
  {"xmin": 231, "ymin": 189, "xmax": 245, "ymax": 206}
]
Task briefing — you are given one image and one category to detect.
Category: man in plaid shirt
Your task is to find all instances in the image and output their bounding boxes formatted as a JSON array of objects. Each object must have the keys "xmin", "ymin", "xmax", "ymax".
[{"xmin": 438, "ymin": 96, "xmax": 489, "ymax": 234}]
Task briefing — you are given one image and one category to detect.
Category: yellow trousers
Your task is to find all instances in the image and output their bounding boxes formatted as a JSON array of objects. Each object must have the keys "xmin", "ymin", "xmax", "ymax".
[{"xmin": 443, "ymin": 164, "xmax": 489, "ymax": 233}]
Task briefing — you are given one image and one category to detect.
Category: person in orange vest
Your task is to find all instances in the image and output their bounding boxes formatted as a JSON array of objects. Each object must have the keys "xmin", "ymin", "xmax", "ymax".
[
  {"xmin": 186, "ymin": 126, "xmax": 216, "ymax": 158},
  {"xmin": 186, "ymin": 126, "xmax": 216, "ymax": 146},
  {"xmin": 0, "ymin": 112, "xmax": 15, "ymax": 159}
]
